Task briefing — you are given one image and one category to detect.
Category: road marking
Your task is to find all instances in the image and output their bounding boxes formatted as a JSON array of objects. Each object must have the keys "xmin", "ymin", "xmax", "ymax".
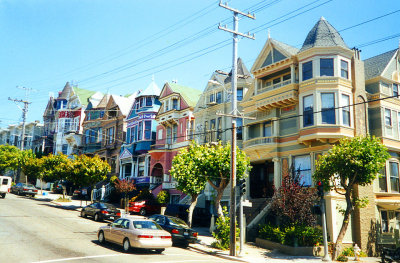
[
  {"xmin": 31, "ymin": 254, "xmax": 128, "ymax": 263},
  {"xmin": 151, "ymin": 260, "xmax": 226, "ymax": 263}
]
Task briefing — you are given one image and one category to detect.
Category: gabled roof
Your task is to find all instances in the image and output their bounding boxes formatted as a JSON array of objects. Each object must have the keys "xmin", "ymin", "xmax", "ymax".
[
  {"xmin": 73, "ymin": 87, "xmax": 98, "ymax": 107},
  {"xmin": 97, "ymin": 94, "xmax": 111, "ymax": 108},
  {"xmin": 251, "ymin": 38, "xmax": 298, "ymax": 72},
  {"xmin": 224, "ymin": 58, "xmax": 252, "ymax": 84},
  {"xmin": 110, "ymin": 95, "xmax": 134, "ymax": 116},
  {"xmin": 43, "ymin": 96, "xmax": 55, "ymax": 117},
  {"xmin": 167, "ymin": 82, "xmax": 202, "ymax": 107},
  {"xmin": 364, "ymin": 49, "xmax": 398, "ymax": 80},
  {"xmin": 300, "ymin": 17, "xmax": 348, "ymax": 52}
]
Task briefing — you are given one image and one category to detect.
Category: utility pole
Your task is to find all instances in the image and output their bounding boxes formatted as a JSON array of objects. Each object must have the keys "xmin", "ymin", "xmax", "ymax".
[
  {"xmin": 218, "ymin": 1, "xmax": 255, "ymax": 257},
  {"xmin": 9, "ymin": 86, "xmax": 33, "ymax": 182}
]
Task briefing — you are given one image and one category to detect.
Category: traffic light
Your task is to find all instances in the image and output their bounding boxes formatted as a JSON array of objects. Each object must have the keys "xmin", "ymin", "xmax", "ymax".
[
  {"xmin": 317, "ymin": 181, "xmax": 324, "ymax": 198},
  {"xmin": 238, "ymin": 178, "xmax": 246, "ymax": 196}
]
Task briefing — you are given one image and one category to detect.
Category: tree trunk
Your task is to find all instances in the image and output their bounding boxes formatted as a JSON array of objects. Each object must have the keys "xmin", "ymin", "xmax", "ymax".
[
  {"xmin": 187, "ymin": 194, "xmax": 199, "ymax": 228},
  {"xmin": 334, "ymin": 191, "xmax": 353, "ymax": 259},
  {"xmin": 207, "ymin": 178, "xmax": 228, "ymax": 219}
]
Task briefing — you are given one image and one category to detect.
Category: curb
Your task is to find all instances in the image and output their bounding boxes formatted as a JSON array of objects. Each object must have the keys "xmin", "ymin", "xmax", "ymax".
[{"xmin": 188, "ymin": 244, "xmax": 249, "ymax": 262}]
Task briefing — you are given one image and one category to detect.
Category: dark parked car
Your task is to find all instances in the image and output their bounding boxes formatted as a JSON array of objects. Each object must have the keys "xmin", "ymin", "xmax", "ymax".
[
  {"xmin": 73, "ymin": 186, "xmax": 91, "ymax": 200},
  {"xmin": 165, "ymin": 204, "xmax": 212, "ymax": 227},
  {"xmin": 149, "ymin": 214, "xmax": 198, "ymax": 247},
  {"xmin": 53, "ymin": 180, "xmax": 75, "ymax": 195},
  {"xmin": 10, "ymin": 183, "xmax": 38, "ymax": 197},
  {"xmin": 81, "ymin": 202, "xmax": 121, "ymax": 222},
  {"xmin": 129, "ymin": 199, "xmax": 162, "ymax": 216}
]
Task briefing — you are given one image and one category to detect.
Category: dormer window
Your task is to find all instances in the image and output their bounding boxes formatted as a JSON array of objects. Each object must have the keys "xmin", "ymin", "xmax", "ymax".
[
  {"xmin": 146, "ymin": 97, "xmax": 152, "ymax": 106},
  {"xmin": 320, "ymin": 58, "xmax": 334, "ymax": 76},
  {"xmin": 172, "ymin": 98, "xmax": 179, "ymax": 110}
]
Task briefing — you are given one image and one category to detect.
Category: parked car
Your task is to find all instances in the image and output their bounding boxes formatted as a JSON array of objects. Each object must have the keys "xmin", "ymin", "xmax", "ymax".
[
  {"xmin": 53, "ymin": 180, "xmax": 75, "ymax": 195},
  {"xmin": 0, "ymin": 176, "xmax": 12, "ymax": 198},
  {"xmin": 129, "ymin": 199, "xmax": 162, "ymax": 216},
  {"xmin": 10, "ymin": 183, "xmax": 38, "ymax": 197},
  {"xmin": 73, "ymin": 186, "xmax": 91, "ymax": 200},
  {"xmin": 97, "ymin": 216, "xmax": 172, "ymax": 253},
  {"xmin": 165, "ymin": 204, "xmax": 212, "ymax": 227},
  {"xmin": 81, "ymin": 202, "xmax": 121, "ymax": 222},
  {"xmin": 148, "ymin": 214, "xmax": 198, "ymax": 247}
]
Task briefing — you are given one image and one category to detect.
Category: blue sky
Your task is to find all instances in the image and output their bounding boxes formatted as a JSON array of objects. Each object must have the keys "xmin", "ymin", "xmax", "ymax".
[{"xmin": 1, "ymin": 0, "xmax": 399, "ymax": 127}]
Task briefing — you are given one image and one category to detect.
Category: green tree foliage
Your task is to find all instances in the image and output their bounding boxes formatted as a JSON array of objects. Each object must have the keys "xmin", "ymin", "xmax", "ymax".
[
  {"xmin": 40, "ymin": 153, "xmax": 71, "ymax": 182},
  {"xmin": 21, "ymin": 154, "xmax": 43, "ymax": 183},
  {"xmin": 202, "ymin": 142, "xmax": 251, "ymax": 218},
  {"xmin": 314, "ymin": 135, "xmax": 389, "ymax": 259},
  {"xmin": 170, "ymin": 142, "xmax": 208, "ymax": 227},
  {"xmin": 0, "ymin": 145, "xmax": 21, "ymax": 174},
  {"xmin": 68, "ymin": 155, "xmax": 110, "ymax": 187},
  {"xmin": 156, "ymin": 190, "xmax": 170, "ymax": 205},
  {"xmin": 211, "ymin": 207, "xmax": 239, "ymax": 250}
]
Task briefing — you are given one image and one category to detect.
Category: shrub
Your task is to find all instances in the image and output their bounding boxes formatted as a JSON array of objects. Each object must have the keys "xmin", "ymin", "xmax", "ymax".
[
  {"xmin": 258, "ymin": 224, "xmax": 322, "ymax": 247},
  {"xmin": 342, "ymin": 247, "xmax": 367, "ymax": 257},
  {"xmin": 156, "ymin": 190, "xmax": 170, "ymax": 204},
  {"xmin": 336, "ymin": 254, "xmax": 348, "ymax": 262},
  {"xmin": 211, "ymin": 207, "xmax": 239, "ymax": 250}
]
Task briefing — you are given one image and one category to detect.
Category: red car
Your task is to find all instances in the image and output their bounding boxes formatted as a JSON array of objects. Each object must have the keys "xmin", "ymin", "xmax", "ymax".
[{"xmin": 129, "ymin": 199, "xmax": 162, "ymax": 216}]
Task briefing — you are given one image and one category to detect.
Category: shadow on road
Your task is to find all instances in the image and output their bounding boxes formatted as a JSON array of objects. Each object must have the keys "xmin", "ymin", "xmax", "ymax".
[
  {"xmin": 91, "ymin": 240, "xmax": 167, "ymax": 255},
  {"xmin": 38, "ymin": 203, "xmax": 81, "ymax": 211}
]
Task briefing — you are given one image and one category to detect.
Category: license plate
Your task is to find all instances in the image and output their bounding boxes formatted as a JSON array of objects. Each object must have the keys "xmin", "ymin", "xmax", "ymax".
[
  {"xmin": 184, "ymin": 232, "xmax": 188, "ymax": 236},
  {"xmin": 109, "ymin": 216, "xmax": 114, "ymax": 220}
]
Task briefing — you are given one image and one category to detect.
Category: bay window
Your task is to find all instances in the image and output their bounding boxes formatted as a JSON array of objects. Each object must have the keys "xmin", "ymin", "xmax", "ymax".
[
  {"xmin": 390, "ymin": 162, "xmax": 400, "ymax": 193},
  {"xmin": 138, "ymin": 122, "xmax": 143, "ymax": 140},
  {"xmin": 144, "ymin": 121, "xmax": 152, "ymax": 140},
  {"xmin": 172, "ymin": 124, "xmax": 178, "ymax": 143},
  {"xmin": 341, "ymin": 94, "xmax": 350, "ymax": 126},
  {"xmin": 302, "ymin": 61, "xmax": 313, "ymax": 81},
  {"xmin": 341, "ymin": 60, "xmax": 349, "ymax": 79},
  {"xmin": 321, "ymin": 93, "xmax": 335, "ymax": 124},
  {"xmin": 320, "ymin": 58, "xmax": 334, "ymax": 76},
  {"xmin": 393, "ymin": 84, "xmax": 399, "ymax": 98}
]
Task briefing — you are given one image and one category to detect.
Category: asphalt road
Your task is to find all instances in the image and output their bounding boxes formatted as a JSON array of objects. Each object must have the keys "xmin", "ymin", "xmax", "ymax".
[{"xmin": 0, "ymin": 194, "xmax": 233, "ymax": 263}]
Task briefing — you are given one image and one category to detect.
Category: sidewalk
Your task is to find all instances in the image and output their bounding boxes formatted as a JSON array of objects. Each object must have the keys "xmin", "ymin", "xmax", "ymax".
[{"xmin": 34, "ymin": 190, "xmax": 92, "ymax": 210}]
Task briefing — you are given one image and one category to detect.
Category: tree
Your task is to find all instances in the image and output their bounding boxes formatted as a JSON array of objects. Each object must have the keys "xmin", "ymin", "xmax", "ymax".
[
  {"xmin": 114, "ymin": 178, "xmax": 136, "ymax": 213},
  {"xmin": 314, "ymin": 135, "xmax": 389, "ymax": 259},
  {"xmin": 21, "ymin": 153, "xmax": 43, "ymax": 184},
  {"xmin": 170, "ymin": 142, "xmax": 208, "ymax": 227},
  {"xmin": 0, "ymin": 145, "xmax": 21, "ymax": 175},
  {"xmin": 271, "ymin": 164, "xmax": 319, "ymax": 227},
  {"xmin": 202, "ymin": 142, "xmax": 251, "ymax": 218},
  {"xmin": 41, "ymin": 153, "xmax": 72, "ymax": 197}
]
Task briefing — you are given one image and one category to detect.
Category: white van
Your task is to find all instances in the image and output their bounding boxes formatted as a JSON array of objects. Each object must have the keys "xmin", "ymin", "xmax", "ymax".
[{"xmin": 0, "ymin": 176, "xmax": 12, "ymax": 198}]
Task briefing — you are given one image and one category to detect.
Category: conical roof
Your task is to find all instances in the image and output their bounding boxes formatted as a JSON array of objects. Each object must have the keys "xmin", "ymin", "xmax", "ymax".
[
  {"xmin": 58, "ymin": 82, "xmax": 73, "ymax": 100},
  {"xmin": 300, "ymin": 17, "xmax": 348, "ymax": 52},
  {"xmin": 139, "ymin": 78, "xmax": 161, "ymax": 97},
  {"xmin": 224, "ymin": 58, "xmax": 251, "ymax": 84}
]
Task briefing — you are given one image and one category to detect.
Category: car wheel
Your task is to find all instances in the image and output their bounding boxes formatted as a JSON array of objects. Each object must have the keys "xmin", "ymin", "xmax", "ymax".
[
  {"xmin": 139, "ymin": 208, "xmax": 146, "ymax": 216},
  {"xmin": 81, "ymin": 210, "xmax": 86, "ymax": 218},
  {"xmin": 181, "ymin": 242, "xmax": 189, "ymax": 248},
  {"xmin": 123, "ymin": 238, "xmax": 130, "ymax": 252},
  {"xmin": 155, "ymin": 249, "xmax": 164, "ymax": 254},
  {"xmin": 94, "ymin": 213, "xmax": 101, "ymax": 222},
  {"xmin": 0, "ymin": 193, "xmax": 5, "ymax": 198},
  {"xmin": 98, "ymin": 231, "xmax": 105, "ymax": 244}
]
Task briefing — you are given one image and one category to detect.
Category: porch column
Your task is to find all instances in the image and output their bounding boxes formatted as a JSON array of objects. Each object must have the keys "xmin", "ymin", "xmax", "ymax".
[
  {"xmin": 290, "ymin": 64, "xmax": 295, "ymax": 84},
  {"xmin": 130, "ymin": 158, "xmax": 134, "ymax": 179},
  {"xmin": 119, "ymin": 161, "xmax": 123, "ymax": 179},
  {"xmin": 135, "ymin": 158, "xmax": 139, "ymax": 177},
  {"xmin": 272, "ymin": 157, "xmax": 281, "ymax": 189}
]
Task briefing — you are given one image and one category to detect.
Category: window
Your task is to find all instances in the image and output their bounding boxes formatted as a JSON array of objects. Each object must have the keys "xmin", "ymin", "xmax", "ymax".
[
  {"xmin": 172, "ymin": 124, "xmax": 178, "ymax": 143},
  {"xmin": 263, "ymin": 122, "xmax": 272, "ymax": 137},
  {"xmin": 166, "ymin": 126, "xmax": 172, "ymax": 144},
  {"xmin": 138, "ymin": 122, "xmax": 143, "ymax": 140},
  {"xmin": 158, "ymin": 129, "xmax": 163, "ymax": 140},
  {"xmin": 210, "ymin": 119, "xmax": 216, "ymax": 142},
  {"xmin": 172, "ymin": 98, "xmax": 179, "ymax": 110},
  {"xmin": 320, "ymin": 58, "xmax": 334, "ymax": 76},
  {"xmin": 217, "ymin": 117, "xmax": 222, "ymax": 140},
  {"xmin": 341, "ymin": 60, "xmax": 348, "ymax": 79},
  {"xmin": 62, "ymin": 144, "xmax": 68, "ymax": 155},
  {"xmin": 237, "ymin": 88, "xmax": 243, "ymax": 101},
  {"xmin": 126, "ymin": 128, "xmax": 131, "ymax": 143},
  {"xmin": 165, "ymin": 101, "xmax": 169, "ymax": 112},
  {"xmin": 204, "ymin": 121, "xmax": 208, "ymax": 143},
  {"xmin": 85, "ymin": 130, "xmax": 90, "ymax": 144},
  {"xmin": 385, "ymin": 109, "xmax": 392, "ymax": 126},
  {"xmin": 131, "ymin": 126, "xmax": 136, "ymax": 142},
  {"xmin": 381, "ymin": 211, "xmax": 389, "ymax": 232},
  {"xmin": 90, "ymin": 130, "xmax": 97, "ymax": 143},
  {"xmin": 107, "ymin": 127, "xmax": 114, "ymax": 144},
  {"xmin": 302, "ymin": 61, "xmax": 313, "ymax": 81},
  {"xmin": 209, "ymin": 94, "xmax": 215, "ymax": 103},
  {"xmin": 293, "ymin": 155, "xmax": 312, "ymax": 186},
  {"xmin": 273, "ymin": 78, "xmax": 280, "ymax": 85},
  {"xmin": 341, "ymin": 94, "xmax": 350, "ymax": 126},
  {"xmin": 390, "ymin": 162, "xmax": 399, "ymax": 193},
  {"xmin": 379, "ymin": 168, "xmax": 388, "ymax": 192},
  {"xmin": 236, "ymin": 118, "xmax": 243, "ymax": 140},
  {"xmin": 98, "ymin": 128, "xmax": 102, "ymax": 142},
  {"xmin": 216, "ymin": 92, "xmax": 222, "ymax": 104},
  {"xmin": 144, "ymin": 121, "xmax": 152, "ymax": 140},
  {"xmin": 186, "ymin": 120, "xmax": 194, "ymax": 140},
  {"xmin": 303, "ymin": 95, "xmax": 314, "ymax": 127},
  {"xmin": 321, "ymin": 93, "xmax": 335, "ymax": 124},
  {"xmin": 283, "ymin": 74, "xmax": 291, "ymax": 81},
  {"xmin": 393, "ymin": 84, "xmax": 399, "ymax": 98},
  {"xmin": 146, "ymin": 97, "xmax": 152, "ymax": 106}
]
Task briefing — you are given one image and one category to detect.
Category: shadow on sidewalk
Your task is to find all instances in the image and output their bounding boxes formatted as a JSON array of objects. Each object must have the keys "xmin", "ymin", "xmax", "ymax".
[{"xmin": 39, "ymin": 203, "xmax": 81, "ymax": 211}]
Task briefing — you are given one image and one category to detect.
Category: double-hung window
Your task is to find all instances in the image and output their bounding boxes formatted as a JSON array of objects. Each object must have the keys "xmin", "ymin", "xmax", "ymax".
[
  {"xmin": 341, "ymin": 60, "xmax": 349, "ymax": 79},
  {"xmin": 217, "ymin": 117, "xmax": 222, "ymax": 140},
  {"xmin": 321, "ymin": 93, "xmax": 335, "ymax": 124},
  {"xmin": 393, "ymin": 84, "xmax": 399, "ymax": 98},
  {"xmin": 172, "ymin": 98, "xmax": 179, "ymax": 110},
  {"xmin": 144, "ymin": 121, "xmax": 152, "ymax": 140},
  {"xmin": 107, "ymin": 127, "xmax": 114, "ymax": 144},
  {"xmin": 341, "ymin": 94, "xmax": 350, "ymax": 126},
  {"xmin": 172, "ymin": 124, "xmax": 178, "ymax": 143},
  {"xmin": 302, "ymin": 61, "xmax": 313, "ymax": 81},
  {"xmin": 320, "ymin": 58, "xmax": 334, "ymax": 76},
  {"xmin": 138, "ymin": 122, "xmax": 143, "ymax": 141},
  {"xmin": 85, "ymin": 130, "xmax": 90, "ymax": 144},
  {"xmin": 385, "ymin": 109, "xmax": 393, "ymax": 136},
  {"xmin": 216, "ymin": 92, "xmax": 222, "ymax": 104},
  {"xmin": 390, "ymin": 162, "xmax": 400, "ymax": 193},
  {"xmin": 236, "ymin": 118, "xmax": 243, "ymax": 140},
  {"xmin": 146, "ymin": 97, "xmax": 152, "ymax": 106},
  {"xmin": 237, "ymin": 88, "xmax": 243, "ymax": 101},
  {"xmin": 303, "ymin": 95, "xmax": 314, "ymax": 127},
  {"xmin": 293, "ymin": 155, "xmax": 312, "ymax": 186},
  {"xmin": 210, "ymin": 119, "xmax": 216, "ymax": 142},
  {"xmin": 166, "ymin": 126, "xmax": 172, "ymax": 144}
]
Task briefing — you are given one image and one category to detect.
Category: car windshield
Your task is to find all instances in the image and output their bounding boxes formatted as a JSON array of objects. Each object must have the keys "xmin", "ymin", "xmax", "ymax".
[
  {"xmin": 168, "ymin": 217, "xmax": 189, "ymax": 228},
  {"xmin": 98, "ymin": 203, "xmax": 115, "ymax": 209},
  {"xmin": 133, "ymin": 221, "xmax": 162, "ymax": 230},
  {"xmin": 26, "ymin": 184, "xmax": 35, "ymax": 188}
]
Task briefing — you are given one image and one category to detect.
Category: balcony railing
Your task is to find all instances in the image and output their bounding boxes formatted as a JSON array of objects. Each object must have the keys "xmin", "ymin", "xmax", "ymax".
[
  {"xmin": 162, "ymin": 182, "xmax": 177, "ymax": 189},
  {"xmin": 258, "ymin": 79, "xmax": 292, "ymax": 95},
  {"xmin": 243, "ymin": 136, "xmax": 276, "ymax": 148}
]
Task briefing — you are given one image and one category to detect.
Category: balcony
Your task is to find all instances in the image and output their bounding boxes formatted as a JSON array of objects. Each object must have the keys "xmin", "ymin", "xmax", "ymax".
[
  {"xmin": 243, "ymin": 136, "xmax": 276, "ymax": 148},
  {"xmin": 162, "ymin": 182, "xmax": 177, "ymax": 189},
  {"xmin": 258, "ymin": 79, "xmax": 292, "ymax": 94},
  {"xmin": 254, "ymin": 81, "xmax": 298, "ymax": 110}
]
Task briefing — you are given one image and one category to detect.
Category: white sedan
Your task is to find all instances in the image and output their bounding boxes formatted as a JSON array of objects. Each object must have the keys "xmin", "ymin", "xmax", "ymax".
[{"xmin": 97, "ymin": 216, "xmax": 172, "ymax": 253}]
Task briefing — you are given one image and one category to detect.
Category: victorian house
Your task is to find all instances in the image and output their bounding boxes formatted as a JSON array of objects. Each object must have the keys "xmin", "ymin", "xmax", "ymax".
[
  {"xmin": 119, "ymin": 79, "xmax": 160, "ymax": 189},
  {"xmin": 97, "ymin": 94, "xmax": 134, "ymax": 177},
  {"xmin": 43, "ymin": 94, "xmax": 56, "ymax": 155},
  {"xmin": 241, "ymin": 17, "xmax": 369, "ymax": 251},
  {"xmin": 193, "ymin": 60, "xmax": 252, "ymax": 209},
  {"xmin": 149, "ymin": 81, "xmax": 201, "ymax": 203}
]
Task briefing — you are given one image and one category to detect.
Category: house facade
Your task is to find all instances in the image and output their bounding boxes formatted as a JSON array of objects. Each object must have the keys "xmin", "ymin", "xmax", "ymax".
[{"xmin": 149, "ymin": 81, "xmax": 202, "ymax": 203}]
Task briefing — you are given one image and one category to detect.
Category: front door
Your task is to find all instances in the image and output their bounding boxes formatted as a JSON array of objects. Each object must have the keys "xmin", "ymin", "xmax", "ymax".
[{"xmin": 249, "ymin": 161, "xmax": 274, "ymax": 199}]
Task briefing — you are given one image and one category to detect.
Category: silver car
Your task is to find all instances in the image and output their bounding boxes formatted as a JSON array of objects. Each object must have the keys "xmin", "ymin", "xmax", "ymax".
[{"xmin": 97, "ymin": 216, "xmax": 172, "ymax": 253}]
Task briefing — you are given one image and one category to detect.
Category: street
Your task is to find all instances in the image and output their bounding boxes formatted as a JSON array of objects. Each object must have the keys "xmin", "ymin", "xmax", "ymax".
[{"xmin": 0, "ymin": 194, "xmax": 232, "ymax": 263}]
